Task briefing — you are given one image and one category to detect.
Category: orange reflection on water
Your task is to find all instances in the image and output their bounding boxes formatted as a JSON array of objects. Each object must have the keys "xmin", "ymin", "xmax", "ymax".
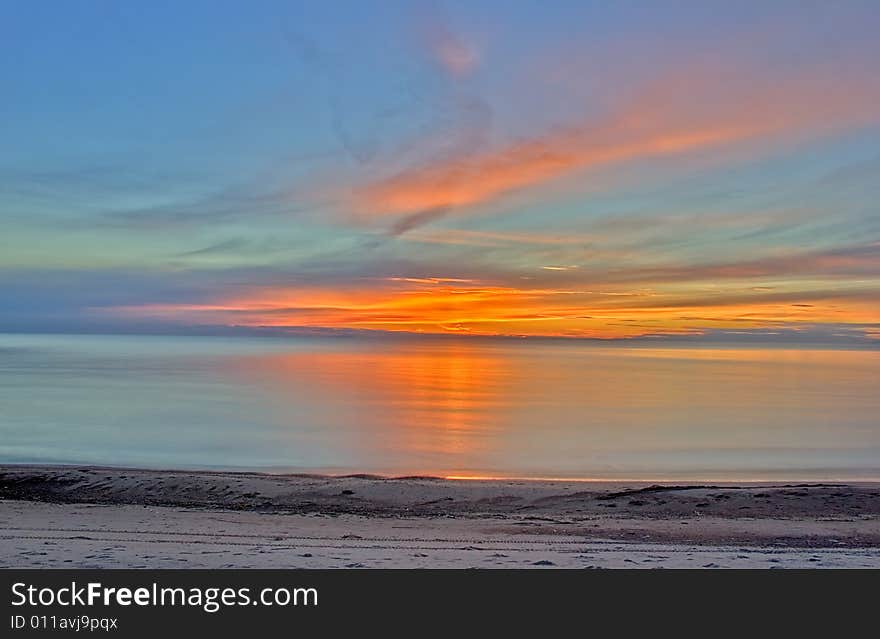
[
  {"xmin": 232, "ymin": 342, "xmax": 518, "ymax": 466},
  {"xmin": 225, "ymin": 341, "xmax": 880, "ymax": 480}
]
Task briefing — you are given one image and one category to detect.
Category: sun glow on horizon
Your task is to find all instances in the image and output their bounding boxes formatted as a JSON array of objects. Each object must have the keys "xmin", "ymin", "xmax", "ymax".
[
  {"xmin": 107, "ymin": 274, "xmax": 880, "ymax": 340},
  {"xmin": 2, "ymin": 3, "xmax": 879, "ymax": 345}
]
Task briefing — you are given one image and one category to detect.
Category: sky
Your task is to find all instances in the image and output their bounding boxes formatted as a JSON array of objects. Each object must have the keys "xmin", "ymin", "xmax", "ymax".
[{"xmin": 2, "ymin": 1, "xmax": 879, "ymax": 342}]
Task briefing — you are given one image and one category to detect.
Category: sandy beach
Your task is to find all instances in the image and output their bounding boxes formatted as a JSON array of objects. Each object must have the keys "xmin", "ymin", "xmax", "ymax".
[{"xmin": 2, "ymin": 466, "xmax": 879, "ymax": 568}]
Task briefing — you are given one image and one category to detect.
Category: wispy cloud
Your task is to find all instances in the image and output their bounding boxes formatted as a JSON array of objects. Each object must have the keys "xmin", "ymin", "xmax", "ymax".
[
  {"xmin": 403, "ymin": 228, "xmax": 591, "ymax": 247},
  {"xmin": 106, "ymin": 260, "xmax": 880, "ymax": 339},
  {"xmin": 5, "ymin": 3, "xmax": 878, "ymax": 346},
  {"xmin": 349, "ymin": 61, "xmax": 880, "ymax": 233},
  {"xmin": 416, "ymin": 7, "xmax": 479, "ymax": 77},
  {"xmin": 602, "ymin": 241, "xmax": 880, "ymax": 284}
]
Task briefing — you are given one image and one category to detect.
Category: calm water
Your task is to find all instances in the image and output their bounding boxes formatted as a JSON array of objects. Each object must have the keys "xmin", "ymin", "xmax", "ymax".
[{"xmin": 1, "ymin": 333, "xmax": 878, "ymax": 481}]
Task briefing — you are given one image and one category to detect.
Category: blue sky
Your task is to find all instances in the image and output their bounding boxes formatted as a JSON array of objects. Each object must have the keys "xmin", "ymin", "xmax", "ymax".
[{"xmin": 1, "ymin": 1, "xmax": 879, "ymax": 341}]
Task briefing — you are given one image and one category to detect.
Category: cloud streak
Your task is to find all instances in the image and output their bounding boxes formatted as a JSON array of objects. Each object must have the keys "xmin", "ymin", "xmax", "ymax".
[
  {"xmin": 418, "ymin": 11, "xmax": 479, "ymax": 77},
  {"xmin": 350, "ymin": 61, "xmax": 880, "ymax": 232},
  {"xmin": 105, "ymin": 241, "xmax": 880, "ymax": 339}
]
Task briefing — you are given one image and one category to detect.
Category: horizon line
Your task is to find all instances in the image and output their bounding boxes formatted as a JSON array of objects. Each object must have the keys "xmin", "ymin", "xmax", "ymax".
[{"xmin": 1, "ymin": 325, "xmax": 878, "ymax": 349}]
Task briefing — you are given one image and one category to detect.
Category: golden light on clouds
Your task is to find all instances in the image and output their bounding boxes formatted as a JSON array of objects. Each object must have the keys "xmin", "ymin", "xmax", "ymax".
[
  {"xmin": 349, "ymin": 63, "xmax": 880, "ymax": 230},
  {"xmin": 109, "ymin": 274, "xmax": 880, "ymax": 339}
]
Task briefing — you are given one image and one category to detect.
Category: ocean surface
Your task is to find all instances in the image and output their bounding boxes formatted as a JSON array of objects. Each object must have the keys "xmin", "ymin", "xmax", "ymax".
[{"xmin": 1, "ymin": 333, "xmax": 878, "ymax": 481}]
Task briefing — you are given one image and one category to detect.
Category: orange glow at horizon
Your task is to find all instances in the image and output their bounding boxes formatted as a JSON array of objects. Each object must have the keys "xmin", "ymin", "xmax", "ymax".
[{"xmin": 108, "ymin": 277, "xmax": 880, "ymax": 339}]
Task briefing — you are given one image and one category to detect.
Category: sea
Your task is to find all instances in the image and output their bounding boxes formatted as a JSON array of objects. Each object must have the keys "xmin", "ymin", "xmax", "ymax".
[{"xmin": 1, "ymin": 333, "xmax": 878, "ymax": 481}]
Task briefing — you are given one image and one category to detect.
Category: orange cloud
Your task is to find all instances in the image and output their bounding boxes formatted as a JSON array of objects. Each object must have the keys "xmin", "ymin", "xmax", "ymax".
[
  {"xmin": 108, "ymin": 275, "xmax": 879, "ymax": 339},
  {"xmin": 428, "ymin": 30, "xmax": 478, "ymax": 77},
  {"xmin": 416, "ymin": 6, "xmax": 479, "ymax": 77},
  {"xmin": 359, "ymin": 126, "xmax": 742, "ymax": 216},
  {"xmin": 352, "ymin": 64, "xmax": 880, "ymax": 225}
]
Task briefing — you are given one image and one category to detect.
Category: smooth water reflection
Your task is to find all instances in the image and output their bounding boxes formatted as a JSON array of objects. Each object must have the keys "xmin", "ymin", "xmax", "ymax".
[{"xmin": 1, "ymin": 334, "xmax": 878, "ymax": 480}]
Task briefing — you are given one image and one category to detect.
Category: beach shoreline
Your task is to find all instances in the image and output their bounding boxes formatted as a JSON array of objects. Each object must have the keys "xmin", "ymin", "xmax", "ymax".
[{"xmin": 2, "ymin": 465, "xmax": 879, "ymax": 568}]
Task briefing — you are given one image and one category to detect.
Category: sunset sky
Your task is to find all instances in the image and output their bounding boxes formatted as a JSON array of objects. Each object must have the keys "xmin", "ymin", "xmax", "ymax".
[{"xmin": 2, "ymin": 1, "xmax": 879, "ymax": 341}]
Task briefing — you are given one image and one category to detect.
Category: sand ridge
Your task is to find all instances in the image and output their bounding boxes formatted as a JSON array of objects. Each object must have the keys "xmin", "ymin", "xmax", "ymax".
[{"xmin": 2, "ymin": 466, "xmax": 879, "ymax": 568}]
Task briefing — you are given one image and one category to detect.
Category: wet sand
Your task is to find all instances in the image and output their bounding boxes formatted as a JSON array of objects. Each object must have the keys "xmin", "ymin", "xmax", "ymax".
[{"xmin": 2, "ymin": 466, "xmax": 879, "ymax": 568}]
